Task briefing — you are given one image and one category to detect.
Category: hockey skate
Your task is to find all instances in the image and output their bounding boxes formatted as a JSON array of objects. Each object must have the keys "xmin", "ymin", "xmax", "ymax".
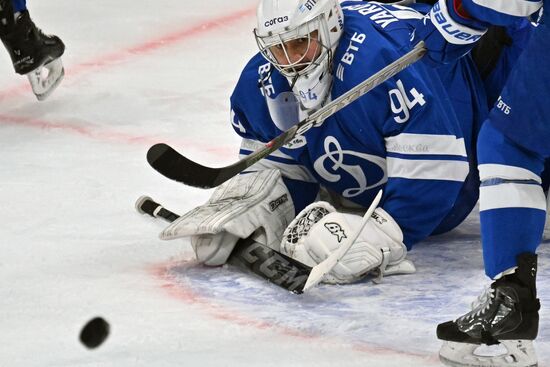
[
  {"xmin": 1, "ymin": 10, "xmax": 65, "ymax": 100},
  {"xmin": 437, "ymin": 253, "xmax": 540, "ymax": 367}
]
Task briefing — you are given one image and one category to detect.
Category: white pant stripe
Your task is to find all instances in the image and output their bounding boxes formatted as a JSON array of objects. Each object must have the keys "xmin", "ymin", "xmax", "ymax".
[{"xmin": 480, "ymin": 183, "xmax": 546, "ymax": 211}]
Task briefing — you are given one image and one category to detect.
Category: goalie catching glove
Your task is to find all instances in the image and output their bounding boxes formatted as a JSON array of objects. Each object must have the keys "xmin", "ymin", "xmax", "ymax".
[
  {"xmin": 159, "ymin": 169, "xmax": 295, "ymax": 266},
  {"xmin": 281, "ymin": 202, "xmax": 416, "ymax": 284}
]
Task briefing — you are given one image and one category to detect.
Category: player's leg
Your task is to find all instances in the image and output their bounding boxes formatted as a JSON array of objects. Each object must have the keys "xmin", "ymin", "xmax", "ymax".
[
  {"xmin": 436, "ymin": 9, "xmax": 550, "ymax": 367},
  {"xmin": 437, "ymin": 122, "xmax": 543, "ymax": 367},
  {"xmin": 11, "ymin": 0, "xmax": 26, "ymax": 12},
  {"xmin": 478, "ymin": 123, "xmax": 546, "ymax": 280},
  {"xmin": 475, "ymin": 0, "xmax": 550, "ymax": 283},
  {"xmin": 0, "ymin": 0, "xmax": 65, "ymax": 100},
  {"xmin": 0, "ymin": 1, "xmax": 64, "ymax": 75}
]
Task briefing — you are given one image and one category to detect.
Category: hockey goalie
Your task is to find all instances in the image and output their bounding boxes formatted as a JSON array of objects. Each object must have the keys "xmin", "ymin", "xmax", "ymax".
[
  {"xmin": 155, "ymin": 0, "xmax": 493, "ymax": 287},
  {"xmin": 142, "ymin": 0, "xmax": 544, "ymax": 365}
]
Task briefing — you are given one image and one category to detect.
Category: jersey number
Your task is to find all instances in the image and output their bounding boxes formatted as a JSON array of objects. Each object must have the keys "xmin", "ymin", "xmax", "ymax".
[
  {"xmin": 388, "ymin": 80, "xmax": 426, "ymax": 123},
  {"xmin": 300, "ymin": 90, "xmax": 318, "ymax": 101},
  {"xmin": 231, "ymin": 109, "xmax": 247, "ymax": 134}
]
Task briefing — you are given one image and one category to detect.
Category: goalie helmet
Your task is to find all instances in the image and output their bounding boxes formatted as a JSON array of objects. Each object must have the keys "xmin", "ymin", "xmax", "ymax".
[{"xmin": 254, "ymin": 0, "xmax": 343, "ymax": 110}]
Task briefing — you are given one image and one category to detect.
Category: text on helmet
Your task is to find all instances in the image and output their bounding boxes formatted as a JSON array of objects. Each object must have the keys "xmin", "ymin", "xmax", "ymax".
[
  {"xmin": 299, "ymin": 0, "xmax": 318, "ymax": 12},
  {"xmin": 264, "ymin": 16, "xmax": 289, "ymax": 28}
]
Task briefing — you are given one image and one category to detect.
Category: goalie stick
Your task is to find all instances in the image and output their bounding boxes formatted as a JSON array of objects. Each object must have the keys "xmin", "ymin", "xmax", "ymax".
[
  {"xmin": 135, "ymin": 190, "xmax": 381, "ymax": 293},
  {"xmin": 302, "ymin": 190, "xmax": 382, "ymax": 291},
  {"xmin": 135, "ymin": 196, "xmax": 311, "ymax": 293},
  {"xmin": 147, "ymin": 42, "xmax": 426, "ymax": 189}
]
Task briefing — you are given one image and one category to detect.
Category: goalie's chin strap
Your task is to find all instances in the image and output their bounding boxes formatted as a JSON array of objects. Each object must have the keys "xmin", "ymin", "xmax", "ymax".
[{"xmin": 372, "ymin": 247, "xmax": 416, "ymax": 284}]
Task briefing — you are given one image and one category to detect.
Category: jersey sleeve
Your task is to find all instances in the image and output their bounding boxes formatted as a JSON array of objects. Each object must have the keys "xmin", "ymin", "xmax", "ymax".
[
  {"xmin": 382, "ymin": 68, "xmax": 474, "ymax": 246},
  {"xmin": 359, "ymin": 52, "xmax": 477, "ymax": 247},
  {"xmin": 333, "ymin": 6, "xmax": 479, "ymax": 247},
  {"xmin": 229, "ymin": 55, "xmax": 321, "ymax": 213}
]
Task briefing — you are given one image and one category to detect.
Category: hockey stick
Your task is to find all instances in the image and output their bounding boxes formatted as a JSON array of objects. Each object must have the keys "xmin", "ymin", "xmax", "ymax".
[
  {"xmin": 135, "ymin": 196, "xmax": 312, "ymax": 294},
  {"xmin": 302, "ymin": 190, "xmax": 382, "ymax": 291},
  {"xmin": 136, "ymin": 190, "xmax": 381, "ymax": 293},
  {"xmin": 147, "ymin": 42, "xmax": 426, "ymax": 189}
]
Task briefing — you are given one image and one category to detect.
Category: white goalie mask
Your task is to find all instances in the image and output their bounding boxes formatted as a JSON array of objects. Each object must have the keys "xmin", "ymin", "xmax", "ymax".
[{"xmin": 254, "ymin": 0, "xmax": 343, "ymax": 111}]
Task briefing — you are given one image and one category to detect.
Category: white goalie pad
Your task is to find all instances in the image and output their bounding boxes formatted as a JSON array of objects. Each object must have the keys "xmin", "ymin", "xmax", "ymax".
[
  {"xmin": 160, "ymin": 169, "xmax": 295, "ymax": 266},
  {"xmin": 281, "ymin": 201, "xmax": 415, "ymax": 284},
  {"xmin": 439, "ymin": 340, "xmax": 538, "ymax": 367},
  {"xmin": 27, "ymin": 57, "xmax": 64, "ymax": 101}
]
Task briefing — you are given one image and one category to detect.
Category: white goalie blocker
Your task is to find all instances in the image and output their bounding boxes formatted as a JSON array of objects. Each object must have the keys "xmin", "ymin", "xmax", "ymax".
[
  {"xmin": 26, "ymin": 57, "xmax": 64, "ymax": 101},
  {"xmin": 160, "ymin": 169, "xmax": 295, "ymax": 266},
  {"xmin": 281, "ymin": 201, "xmax": 416, "ymax": 284}
]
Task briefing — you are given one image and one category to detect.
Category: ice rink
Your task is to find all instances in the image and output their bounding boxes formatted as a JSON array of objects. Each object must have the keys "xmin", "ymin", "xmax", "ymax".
[{"xmin": 0, "ymin": 1, "xmax": 548, "ymax": 366}]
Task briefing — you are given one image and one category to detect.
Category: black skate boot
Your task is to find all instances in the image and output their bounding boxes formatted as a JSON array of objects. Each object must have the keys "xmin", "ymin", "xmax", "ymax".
[
  {"xmin": 0, "ymin": 10, "xmax": 65, "ymax": 75},
  {"xmin": 437, "ymin": 253, "xmax": 540, "ymax": 367}
]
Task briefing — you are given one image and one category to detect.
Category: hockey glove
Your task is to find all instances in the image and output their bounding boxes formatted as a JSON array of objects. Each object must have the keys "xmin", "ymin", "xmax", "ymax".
[
  {"xmin": 281, "ymin": 202, "xmax": 415, "ymax": 284},
  {"xmin": 160, "ymin": 169, "xmax": 295, "ymax": 266},
  {"xmin": 412, "ymin": 0, "xmax": 488, "ymax": 65}
]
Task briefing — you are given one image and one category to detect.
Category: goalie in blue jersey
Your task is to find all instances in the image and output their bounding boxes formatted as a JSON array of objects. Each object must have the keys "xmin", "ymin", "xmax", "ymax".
[
  {"xmin": 413, "ymin": 0, "xmax": 546, "ymax": 365},
  {"xmin": 163, "ymin": 0, "xmax": 500, "ymax": 286},
  {"xmin": 0, "ymin": 0, "xmax": 65, "ymax": 100}
]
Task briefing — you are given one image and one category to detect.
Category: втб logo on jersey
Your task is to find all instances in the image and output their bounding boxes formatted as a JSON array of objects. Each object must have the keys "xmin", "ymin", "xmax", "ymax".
[
  {"xmin": 324, "ymin": 222, "xmax": 347, "ymax": 242},
  {"xmin": 299, "ymin": 0, "xmax": 318, "ymax": 12},
  {"xmin": 314, "ymin": 136, "xmax": 387, "ymax": 198},
  {"xmin": 264, "ymin": 16, "xmax": 289, "ymax": 28}
]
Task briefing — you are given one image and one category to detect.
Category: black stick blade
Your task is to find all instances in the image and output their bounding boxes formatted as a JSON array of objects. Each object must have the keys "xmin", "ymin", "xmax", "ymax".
[
  {"xmin": 228, "ymin": 237, "xmax": 311, "ymax": 294},
  {"xmin": 147, "ymin": 143, "xmax": 229, "ymax": 189},
  {"xmin": 135, "ymin": 194, "xmax": 313, "ymax": 293}
]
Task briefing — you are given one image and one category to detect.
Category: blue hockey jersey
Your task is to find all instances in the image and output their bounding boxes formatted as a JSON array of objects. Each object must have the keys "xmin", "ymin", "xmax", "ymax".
[{"xmin": 229, "ymin": 1, "xmax": 488, "ymax": 248}]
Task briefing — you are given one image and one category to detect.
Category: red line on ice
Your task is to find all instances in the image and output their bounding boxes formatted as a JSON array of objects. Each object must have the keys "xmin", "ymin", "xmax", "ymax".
[
  {"xmin": 150, "ymin": 261, "xmax": 441, "ymax": 365},
  {"xmin": 0, "ymin": 6, "xmax": 255, "ymax": 101},
  {"xmin": 0, "ymin": 113, "xmax": 235, "ymax": 156}
]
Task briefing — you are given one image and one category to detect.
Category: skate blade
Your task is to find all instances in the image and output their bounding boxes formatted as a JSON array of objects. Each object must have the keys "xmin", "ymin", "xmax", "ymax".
[
  {"xmin": 439, "ymin": 340, "xmax": 537, "ymax": 367},
  {"xmin": 27, "ymin": 57, "xmax": 64, "ymax": 101}
]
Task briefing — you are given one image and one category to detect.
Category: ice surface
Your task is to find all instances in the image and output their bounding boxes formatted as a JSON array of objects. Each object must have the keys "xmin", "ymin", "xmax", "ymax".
[{"xmin": 0, "ymin": 1, "xmax": 548, "ymax": 366}]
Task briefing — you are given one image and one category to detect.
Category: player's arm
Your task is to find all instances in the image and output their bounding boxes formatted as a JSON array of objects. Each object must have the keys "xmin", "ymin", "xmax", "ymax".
[
  {"xmin": 412, "ymin": 0, "xmax": 541, "ymax": 65},
  {"xmin": 458, "ymin": 0, "xmax": 542, "ymax": 25},
  {"xmin": 156, "ymin": 126, "xmax": 317, "ymax": 267},
  {"xmin": 275, "ymin": 72, "xmax": 432, "ymax": 284},
  {"xmin": 230, "ymin": 104, "xmax": 321, "ymax": 215},
  {"xmin": 158, "ymin": 72, "xmax": 320, "ymax": 267},
  {"xmin": 411, "ymin": 0, "xmax": 488, "ymax": 64},
  {"xmin": 379, "ymin": 71, "xmax": 472, "ymax": 247}
]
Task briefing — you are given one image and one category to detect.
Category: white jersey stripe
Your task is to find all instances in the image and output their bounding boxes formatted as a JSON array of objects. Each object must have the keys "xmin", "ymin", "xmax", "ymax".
[
  {"xmin": 480, "ymin": 183, "xmax": 546, "ymax": 211},
  {"xmin": 387, "ymin": 157, "xmax": 469, "ymax": 181},
  {"xmin": 385, "ymin": 133, "xmax": 467, "ymax": 157},
  {"xmin": 472, "ymin": 0, "xmax": 542, "ymax": 17}
]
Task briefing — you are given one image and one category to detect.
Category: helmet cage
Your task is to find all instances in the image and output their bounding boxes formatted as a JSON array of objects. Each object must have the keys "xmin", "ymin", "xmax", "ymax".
[{"xmin": 254, "ymin": 13, "xmax": 332, "ymax": 79}]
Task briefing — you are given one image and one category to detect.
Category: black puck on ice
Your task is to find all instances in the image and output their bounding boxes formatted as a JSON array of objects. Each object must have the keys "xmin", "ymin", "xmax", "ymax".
[{"xmin": 79, "ymin": 317, "xmax": 110, "ymax": 349}]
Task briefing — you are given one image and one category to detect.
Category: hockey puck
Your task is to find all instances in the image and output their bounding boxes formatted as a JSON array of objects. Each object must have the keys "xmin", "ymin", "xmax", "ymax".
[{"xmin": 79, "ymin": 317, "xmax": 110, "ymax": 349}]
